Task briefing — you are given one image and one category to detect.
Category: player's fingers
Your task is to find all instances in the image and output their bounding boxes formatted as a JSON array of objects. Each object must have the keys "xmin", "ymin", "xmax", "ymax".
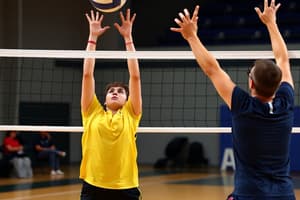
[
  {"xmin": 85, "ymin": 13, "xmax": 92, "ymax": 22},
  {"xmin": 131, "ymin": 13, "xmax": 136, "ymax": 23},
  {"xmin": 254, "ymin": 7, "xmax": 262, "ymax": 17},
  {"xmin": 99, "ymin": 14, "xmax": 104, "ymax": 23},
  {"xmin": 275, "ymin": 3, "xmax": 281, "ymax": 11},
  {"xmin": 103, "ymin": 26, "xmax": 110, "ymax": 31},
  {"xmin": 184, "ymin": 8, "xmax": 190, "ymax": 19},
  {"xmin": 119, "ymin": 11, "xmax": 125, "ymax": 22},
  {"xmin": 174, "ymin": 18, "xmax": 183, "ymax": 26},
  {"xmin": 270, "ymin": 0, "xmax": 275, "ymax": 8},
  {"xmin": 126, "ymin": 8, "xmax": 130, "ymax": 21},
  {"xmin": 179, "ymin": 12, "xmax": 188, "ymax": 23},
  {"xmin": 264, "ymin": 0, "xmax": 268, "ymax": 11},
  {"xmin": 192, "ymin": 5, "xmax": 199, "ymax": 21},
  {"xmin": 90, "ymin": 10, "xmax": 95, "ymax": 21},
  {"xmin": 114, "ymin": 23, "xmax": 120, "ymax": 30},
  {"xmin": 170, "ymin": 27, "xmax": 182, "ymax": 33},
  {"xmin": 95, "ymin": 11, "xmax": 100, "ymax": 21}
]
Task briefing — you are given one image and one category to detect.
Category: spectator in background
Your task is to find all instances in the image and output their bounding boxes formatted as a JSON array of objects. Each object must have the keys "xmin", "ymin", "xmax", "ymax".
[
  {"xmin": 2, "ymin": 130, "xmax": 33, "ymax": 178},
  {"xmin": 35, "ymin": 131, "xmax": 66, "ymax": 175}
]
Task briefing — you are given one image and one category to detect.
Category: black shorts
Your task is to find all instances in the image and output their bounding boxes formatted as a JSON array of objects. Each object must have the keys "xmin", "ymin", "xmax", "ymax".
[{"xmin": 80, "ymin": 181, "xmax": 141, "ymax": 200}]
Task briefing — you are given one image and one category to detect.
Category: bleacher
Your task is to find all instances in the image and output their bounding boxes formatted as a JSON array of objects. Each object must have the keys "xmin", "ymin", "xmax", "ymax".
[{"xmin": 161, "ymin": 1, "xmax": 300, "ymax": 46}]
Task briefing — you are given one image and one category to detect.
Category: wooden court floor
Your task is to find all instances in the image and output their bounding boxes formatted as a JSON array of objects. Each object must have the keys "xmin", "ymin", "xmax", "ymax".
[{"xmin": 1, "ymin": 165, "xmax": 300, "ymax": 200}]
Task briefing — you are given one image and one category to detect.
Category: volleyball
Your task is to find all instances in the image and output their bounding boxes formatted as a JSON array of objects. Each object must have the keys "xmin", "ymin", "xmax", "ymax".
[{"xmin": 89, "ymin": 0, "xmax": 127, "ymax": 13}]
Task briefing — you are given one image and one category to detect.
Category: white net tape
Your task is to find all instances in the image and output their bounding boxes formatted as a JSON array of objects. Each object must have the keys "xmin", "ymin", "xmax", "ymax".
[
  {"xmin": 0, "ymin": 125, "xmax": 299, "ymax": 133},
  {"xmin": 1, "ymin": 49, "xmax": 300, "ymax": 59}
]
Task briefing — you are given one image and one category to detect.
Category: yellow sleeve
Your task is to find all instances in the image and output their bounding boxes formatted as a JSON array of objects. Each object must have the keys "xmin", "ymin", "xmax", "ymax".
[
  {"xmin": 124, "ymin": 97, "xmax": 142, "ymax": 120},
  {"xmin": 81, "ymin": 95, "xmax": 104, "ymax": 125}
]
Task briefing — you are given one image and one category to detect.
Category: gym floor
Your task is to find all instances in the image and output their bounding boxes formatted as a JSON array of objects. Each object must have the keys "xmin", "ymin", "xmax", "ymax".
[{"xmin": 1, "ymin": 165, "xmax": 300, "ymax": 200}]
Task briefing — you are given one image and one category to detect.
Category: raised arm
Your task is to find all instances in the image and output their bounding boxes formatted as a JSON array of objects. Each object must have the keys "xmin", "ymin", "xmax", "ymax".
[
  {"xmin": 170, "ymin": 6, "xmax": 235, "ymax": 108},
  {"xmin": 81, "ymin": 11, "xmax": 110, "ymax": 112},
  {"xmin": 114, "ymin": 9, "xmax": 142, "ymax": 115},
  {"xmin": 255, "ymin": 0, "xmax": 294, "ymax": 88}
]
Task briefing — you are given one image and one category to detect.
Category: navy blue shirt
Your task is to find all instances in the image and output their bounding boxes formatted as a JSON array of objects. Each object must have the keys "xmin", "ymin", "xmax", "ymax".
[
  {"xmin": 35, "ymin": 136, "xmax": 54, "ymax": 148},
  {"xmin": 231, "ymin": 82, "xmax": 295, "ymax": 198}
]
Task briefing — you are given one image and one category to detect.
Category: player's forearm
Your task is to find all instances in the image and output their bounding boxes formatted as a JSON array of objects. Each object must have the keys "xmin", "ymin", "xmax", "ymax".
[
  {"xmin": 83, "ymin": 37, "xmax": 97, "ymax": 76},
  {"xmin": 187, "ymin": 36, "xmax": 220, "ymax": 76},
  {"xmin": 81, "ymin": 38, "xmax": 97, "ymax": 110},
  {"xmin": 267, "ymin": 22, "xmax": 289, "ymax": 65},
  {"xmin": 128, "ymin": 59, "xmax": 140, "ymax": 81},
  {"xmin": 83, "ymin": 59, "xmax": 95, "ymax": 77},
  {"xmin": 125, "ymin": 39, "xmax": 140, "ymax": 80}
]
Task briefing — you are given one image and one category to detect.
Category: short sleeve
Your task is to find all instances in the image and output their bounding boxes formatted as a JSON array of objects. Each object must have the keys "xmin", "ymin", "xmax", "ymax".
[
  {"xmin": 231, "ymin": 86, "xmax": 251, "ymax": 115},
  {"xmin": 275, "ymin": 82, "xmax": 294, "ymax": 105},
  {"xmin": 124, "ymin": 97, "xmax": 142, "ymax": 120}
]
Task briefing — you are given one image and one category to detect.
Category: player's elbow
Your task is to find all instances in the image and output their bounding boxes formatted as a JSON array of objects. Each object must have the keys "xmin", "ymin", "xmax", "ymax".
[
  {"xmin": 82, "ymin": 71, "xmax": 93, "ymax": 79},
  {"xmin": 130, "ymin": 74, "xmax": 141, "ymax": 82},
  {"xmin": 202, "ymin": 63, "xmax": 220, "ymax": 78}
]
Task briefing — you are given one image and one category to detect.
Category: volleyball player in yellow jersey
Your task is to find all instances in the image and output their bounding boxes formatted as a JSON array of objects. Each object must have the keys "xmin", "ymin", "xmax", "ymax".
[{"xmin": 80, "ymin": 9, "xmax": 142, "ymax": 200}]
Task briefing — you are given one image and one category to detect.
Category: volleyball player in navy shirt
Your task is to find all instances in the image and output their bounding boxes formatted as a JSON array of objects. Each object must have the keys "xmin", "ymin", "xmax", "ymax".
[
  {"xmin": 231, "ymin": 81, "xmax": 294, "ymax": 198},
  {"xmin": 171, "ymin": 0, "xmax": 295, "ymax": 199}
]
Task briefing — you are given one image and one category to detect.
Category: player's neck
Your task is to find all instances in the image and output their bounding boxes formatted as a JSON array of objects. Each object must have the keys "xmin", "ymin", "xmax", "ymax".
[
  {"xmin": 252, "ymin": 93, "xmax": 274, "ymax": 103},
  {"xmin": 250, "ymin": 89, "xmax": 274, "ymax": 103},
  {"xmin": 106, "ymin": 107, "xmax": 120, "ymax": 115}
]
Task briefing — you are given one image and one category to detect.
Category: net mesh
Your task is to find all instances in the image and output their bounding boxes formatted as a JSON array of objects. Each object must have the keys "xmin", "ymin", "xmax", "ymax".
[{"xmin": 0, "ymin": 50, "xmax": 299, "ymax": 130}]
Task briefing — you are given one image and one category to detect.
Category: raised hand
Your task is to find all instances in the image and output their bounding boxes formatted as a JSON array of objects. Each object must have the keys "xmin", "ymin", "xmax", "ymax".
[
  {"xmin": 85, "ymin": 10, "xmax": 110, "ymax": 39},
  {"xmin": 114, "ymin": 9, "xmax": 136, "ymax": 39},
  {"xmin": 255, "ymin": 0, "xmax": 280, "ymax": 25},
  {"xmin": 170, "ymin": 5, "xmax": 199, "ymax": 41}
]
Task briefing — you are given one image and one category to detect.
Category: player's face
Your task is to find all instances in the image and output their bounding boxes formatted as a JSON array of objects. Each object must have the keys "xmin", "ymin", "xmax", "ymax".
[{"xmin": 105, "ymin": 87, "xmax": 127, "ymax": 111}]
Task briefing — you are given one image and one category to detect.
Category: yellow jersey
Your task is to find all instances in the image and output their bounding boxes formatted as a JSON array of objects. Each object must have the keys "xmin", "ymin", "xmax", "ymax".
[{"xmin": 80, "ymin": 95, "xmax": 141, "ymax": 189}]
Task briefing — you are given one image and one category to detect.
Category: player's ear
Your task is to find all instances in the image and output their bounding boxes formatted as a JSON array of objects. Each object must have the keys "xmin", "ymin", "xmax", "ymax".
[{"xmin": 249, "ymin": 79, "xmax": 255, "ymax": 89}]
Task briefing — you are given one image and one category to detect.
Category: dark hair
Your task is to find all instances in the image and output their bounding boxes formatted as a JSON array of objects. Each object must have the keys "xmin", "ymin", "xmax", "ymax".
[
  {"xmin": 104, "ymin": 82, "xmax": 129, "ymax": 99},
  {"xmin": 251, "ymin": 59, "xmax": 282, "ymax": 98}
]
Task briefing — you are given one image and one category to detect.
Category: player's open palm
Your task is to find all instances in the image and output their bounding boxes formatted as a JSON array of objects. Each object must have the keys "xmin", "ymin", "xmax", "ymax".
[
  {"xmin": 170, "ymin": 6, "xmax": 199, "ymax": 41},
  {"xmin": 114, "ymin": 9, "xmax": 136, "ymax": 39},
  {"xmin": 255, "ymin": 0, "xmax": 280, "ymax": 25},
  {"xmin": 86, "ymin": 10, "xmax": 110, "ymax": 38}
]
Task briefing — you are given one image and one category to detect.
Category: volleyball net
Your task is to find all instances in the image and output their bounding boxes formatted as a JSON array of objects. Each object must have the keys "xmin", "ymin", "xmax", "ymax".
[{"xmin": 0, "ymin": 49, "xmax": 300, "ymax": 133}]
